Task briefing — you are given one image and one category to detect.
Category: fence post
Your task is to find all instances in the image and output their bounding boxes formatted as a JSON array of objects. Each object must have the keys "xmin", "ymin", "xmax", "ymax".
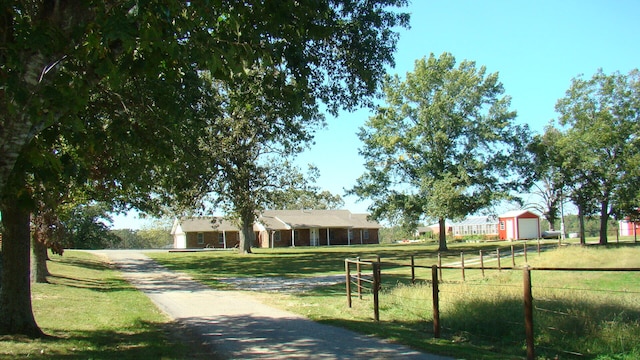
[
  {"xmin": 461, "ymin": 251, "xmax": 465, "ymax": 281},
  {"xmin": 437, "ymin": 252, "xmax": 442, "ymax": 281},
  {"xmin": 356, "ymin": 257, "xmax": 362, "ymax": 299},
  {"xmin": 345, "ymin": 259, "xmax": 352, "ymax": 308},
  {"xmin": 411, "ymin": 255, "xmax": 416, "ymax": 284},
  {"xmin": 511, "ymin": 245, "xmax": 516, "ymax": 267},
  {"xmin": 431, "ymin": 265, "xmax": 441, "ymax": 338},
  {"xmin": 372, "ymin": 261, "xmax": 380, "ymax": 322},
  {"xmin": 497, "ymin": 248, "xmax": 502, "ymax": 271},
  {"xmin": 523, "ymin": 266, "xmax": 535, "ymax": 360}
]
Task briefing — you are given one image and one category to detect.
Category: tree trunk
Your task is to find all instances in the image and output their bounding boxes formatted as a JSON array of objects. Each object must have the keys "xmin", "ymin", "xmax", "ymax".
[
  {"xmin": 547, "ymin": 218, "xmax": 556, "ymax": 231},
  {"xmin": 31, "ymin": 234, "xmax": 49, "ymax": 283},
  {"xmin": 0, "ymin": 118, "xmax": 34, "ymax": 202},
  {"xmin": 578, "ymin": 206, "xmax": 586, "ymax": 246},
  {"xmin": 599, "ymin": 201, "xmax": 609, "ymax": 245},
  {"xmin": 0, "ymin": 200, "xmax": 44, "ymax": 337},
  {"xmin": 238, "ymin": 212, "xmax": 254, "ymax": 254},
  {"xmin": 438, "ymin": 217, "xmax": 448, "ymax": 251}
]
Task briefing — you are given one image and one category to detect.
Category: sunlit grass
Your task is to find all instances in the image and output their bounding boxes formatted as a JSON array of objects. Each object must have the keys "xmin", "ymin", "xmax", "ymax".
[
  {"xmin": 151, "ymin": 240, "xmax": 640, "ymax": 359},
  {"xmin": 1, "ymin": 251, "xmax": 190, "ymax": 359}
]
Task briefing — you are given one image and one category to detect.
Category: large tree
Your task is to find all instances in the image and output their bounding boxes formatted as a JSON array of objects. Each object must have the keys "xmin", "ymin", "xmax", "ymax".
[
  {"xmin": 554, "ymin": 69, "xmax": 640, "ymax": 245},
  {"xmin": 1, "ymin": 1, "xmax": 409, "ymax": 335},
  {"xmin": 349, "ymin": 53, "xmax": 530, "ymax": 251},
  {"xmin": 526, "ymin": 127, "xmax": 568, "ymax": 233},
  {"xmin": 198, "ymin": 67, "xmax": 325, "ymax": 253}
]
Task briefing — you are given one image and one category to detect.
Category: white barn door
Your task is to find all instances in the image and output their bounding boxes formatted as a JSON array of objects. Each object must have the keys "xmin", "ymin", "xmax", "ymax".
[{"xmin": 518, "ymin": 218, "xmax": 539, "ymax": 239}]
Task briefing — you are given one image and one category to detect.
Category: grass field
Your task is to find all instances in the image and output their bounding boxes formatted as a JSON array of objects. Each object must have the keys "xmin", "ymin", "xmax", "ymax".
[
  {"xmin": 151, "ymin": 239, "xmax": 640, "ymax": 360},
  {"xmin": 2, "ymin": 239, "xmax": 638, "ymax": 359},
  {"xmin": 0, "ymin": 251, "xmax": 193, "ymax": 359}
]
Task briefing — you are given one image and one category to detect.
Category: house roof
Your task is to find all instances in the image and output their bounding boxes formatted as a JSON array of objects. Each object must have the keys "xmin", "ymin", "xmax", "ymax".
[
  {"xmin": 260, "ymin": 210, "xmax": 380, "ymax": 229},
  {"xmin": 173, "ymin": 210, "xmax": 381, "ymax": 234},
  {"xmin": 174, "ymin": 217, "xmax": 239, "ymax": 233}
]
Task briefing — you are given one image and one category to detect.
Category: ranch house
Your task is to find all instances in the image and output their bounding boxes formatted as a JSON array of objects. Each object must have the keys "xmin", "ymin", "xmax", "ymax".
[{"xmin": 171, "ymin": 209, "xmax": 381, "ymax": 249}]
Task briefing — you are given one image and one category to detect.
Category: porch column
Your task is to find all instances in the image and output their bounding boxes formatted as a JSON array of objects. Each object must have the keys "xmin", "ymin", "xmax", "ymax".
[
  {"xmin": 348, "ymin": 229, "xmax": 351, "ymax": 245},
  {"xmin": 326, "ymin": 228, "xmax": 330, "ymax": 246},
  {"xmin": 291, "ymin": 228, "xmax": 295, "ymax": 247},
  {"xmin": 360, "ymin": 229, "xmax": 364, "ymax": 244},
  {"xmin": 223, "ymin": 231, "xmax": 227, "ymax": 249}
]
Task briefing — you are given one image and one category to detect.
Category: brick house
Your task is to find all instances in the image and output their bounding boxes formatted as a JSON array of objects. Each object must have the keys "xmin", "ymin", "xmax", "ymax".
[{"xmin": 171, "ymin": 209, "xmax": 381, "ymax": 249}]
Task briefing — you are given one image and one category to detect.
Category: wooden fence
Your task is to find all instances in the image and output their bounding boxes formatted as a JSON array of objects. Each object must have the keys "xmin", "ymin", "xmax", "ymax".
[{"xmin": 344, "ymin": 247, "xmax": 640, "ymax": 360}]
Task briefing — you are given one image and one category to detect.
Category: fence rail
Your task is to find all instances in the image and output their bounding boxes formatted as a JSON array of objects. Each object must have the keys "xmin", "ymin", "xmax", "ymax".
[{"xmin": 344, "ymin": 246, "xmax": 640, "ymax": 360}]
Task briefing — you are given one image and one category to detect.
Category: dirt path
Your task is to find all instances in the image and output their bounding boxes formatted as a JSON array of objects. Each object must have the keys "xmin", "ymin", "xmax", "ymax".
[{"xmin": 90, "ymin": 250, "xmax": 452, "ymax": 359}]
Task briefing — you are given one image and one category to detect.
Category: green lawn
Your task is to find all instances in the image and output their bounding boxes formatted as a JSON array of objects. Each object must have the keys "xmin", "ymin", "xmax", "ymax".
[
  {"xmin": 151, "ymin": 240, "xmax": 640, "ymax": 360},
  {"xmin": 0, "ymin": 251, "xmax": 194, "ymax": 359},
  {"xmin": 4, "ymin": 240, "xmax": 637, "ymax": 359}
]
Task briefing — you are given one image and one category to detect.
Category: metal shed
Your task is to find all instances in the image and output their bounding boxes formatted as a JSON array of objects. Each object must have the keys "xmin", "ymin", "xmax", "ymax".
[{"xmin": 498, "ymin": 210, "xmax": 541, "ymax": 240}]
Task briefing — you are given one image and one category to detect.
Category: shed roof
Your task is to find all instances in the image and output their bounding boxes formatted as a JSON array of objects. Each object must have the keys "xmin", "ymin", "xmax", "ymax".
[{"xmin": 499, "ymin": 210, "xmax": 539, "ymax": 218}]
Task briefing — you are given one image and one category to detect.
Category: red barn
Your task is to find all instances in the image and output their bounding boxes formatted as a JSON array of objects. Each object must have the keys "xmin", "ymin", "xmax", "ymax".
[{"xmin": 498, "ymin": 210, "xmax": 540, "ymax": 240}]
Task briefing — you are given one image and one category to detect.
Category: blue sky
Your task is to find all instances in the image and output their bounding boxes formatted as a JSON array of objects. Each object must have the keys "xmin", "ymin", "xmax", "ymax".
[{"xmin": 112, "ymin": 0, "xmax": 640, "ymax": 229}]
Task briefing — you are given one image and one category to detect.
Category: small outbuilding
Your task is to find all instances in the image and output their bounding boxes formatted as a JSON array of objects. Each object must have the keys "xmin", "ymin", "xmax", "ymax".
[
  {"xmin": 498, "ymin": 210, "xmax": 541, "ymax": 240},
  {"xmin": 620, "ymin": 218, "xmax": 639, "ymax": 237}
]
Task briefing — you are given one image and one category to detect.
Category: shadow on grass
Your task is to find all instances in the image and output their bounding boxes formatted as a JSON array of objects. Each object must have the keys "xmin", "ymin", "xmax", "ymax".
[
  {"xmin": 47, "ymin": 273, "xmax": 133, "ymax": 292},
  {"xmin": 46, "ymin": 255, "xmax": 135, "ymax": 293},
  {"xmin": 3, "ymin": 320, "xmax": 201, "ymax": 360},
  {"xmin": 50, "ymin": 254, "xmax": 114, "ymax": 272}
]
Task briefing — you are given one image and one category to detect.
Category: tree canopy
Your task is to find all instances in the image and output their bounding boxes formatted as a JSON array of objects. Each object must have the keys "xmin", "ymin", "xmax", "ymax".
[
  {"xmin": 551, "ymin": 69, "xmax": 640, "ymax": 244},
  {"xmin": 0, "ymin": 0, "xmax": 410, "ymax": 336},
  {"xmin": 349, "ymin": 53, "xmax": 530, "ymax": 250}
]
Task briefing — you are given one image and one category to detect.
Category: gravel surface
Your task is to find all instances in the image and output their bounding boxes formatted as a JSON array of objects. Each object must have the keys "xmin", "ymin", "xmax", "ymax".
[
  {"xmin": 89, "ymin": 249, "xmax": 452, "ymax": 360},
  {"xmin": 218, "ymin": 275, "xmax": 345, "ymax": 292}
]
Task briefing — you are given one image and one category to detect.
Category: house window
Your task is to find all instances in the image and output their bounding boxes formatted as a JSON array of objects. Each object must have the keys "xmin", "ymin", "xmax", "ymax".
[
  {"xmin": 274, "ymin": 231, "xmax": 281, "ymax": 242},
  {"xmin": 197, "ymin": 232, "xmax": 204, "ymax": 244},
  {"xmin": 218, "ymin": 232, "xmax": 224, "ymax": 244},
  {"xmin": 363, "ymin": 229, "xmax": 369, "ymax": 240},
  {"xmin": 500, "ymin": 221, "xmax": 505, "ymax": 231}
]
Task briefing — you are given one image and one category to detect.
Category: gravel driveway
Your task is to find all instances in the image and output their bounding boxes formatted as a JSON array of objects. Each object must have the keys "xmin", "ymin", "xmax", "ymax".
[{"xmin": 90, "ymin": 249, "xmax": 452, "ymax": 359}]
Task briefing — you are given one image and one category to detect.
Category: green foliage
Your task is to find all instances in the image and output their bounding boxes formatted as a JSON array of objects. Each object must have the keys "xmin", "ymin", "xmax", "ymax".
[
  {"xmin": 60, "ymin": 203, "xmax": 120, "ymax": 250},
  {"xmin": 553, "ymin": 69, "xmax": 640, "ymax": 243},
  {"xmin": 561, "ymin": 214, "xmax": 620, "ymax": 237},
  {"xmin": 1, "ymin": 0, "xmax": 410, "ymax": 335},
  {"xmin": 350, "ymin": 52, "xmax": 529, "ymax": 250},
  {"xmin": 379, "ymin": 226, "xmax": 416, "ymax": 243},
  {"xmin": 110, "ymin": 228, "xmax": 172, "ymax": 249}
]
